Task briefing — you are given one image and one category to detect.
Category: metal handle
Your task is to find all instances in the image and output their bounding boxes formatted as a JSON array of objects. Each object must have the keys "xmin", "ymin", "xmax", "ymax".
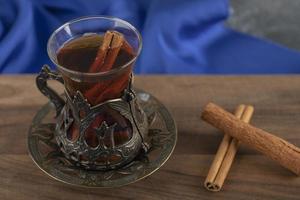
[{"xmin": 36, "ymin": 65, "xmax": 65, "ymax": 116}]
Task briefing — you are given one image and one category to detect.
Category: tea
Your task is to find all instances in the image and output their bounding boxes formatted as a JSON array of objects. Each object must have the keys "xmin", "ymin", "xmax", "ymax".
[
  {"xmin": 57, "ymin": 33, "xmax": 134, "ymax": 74},
  {"xmin": 57, "ymin": 31, "xmax": 135, "ymax": 152},
  {"xmin": 57, "ymin": 32, "xmax": 135, "ymax": 105}
]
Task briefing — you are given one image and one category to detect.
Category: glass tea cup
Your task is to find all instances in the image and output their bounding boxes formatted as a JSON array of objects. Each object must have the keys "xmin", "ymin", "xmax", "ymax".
[{"xmin": 36, "ymin": 16, "xmax": 149, "ymax": 170}]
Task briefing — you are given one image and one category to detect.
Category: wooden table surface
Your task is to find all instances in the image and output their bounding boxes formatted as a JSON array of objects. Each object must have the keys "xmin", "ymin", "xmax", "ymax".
[{"xmin": 0, "ymin": 75, "xmax": 300, "ymax": 200}]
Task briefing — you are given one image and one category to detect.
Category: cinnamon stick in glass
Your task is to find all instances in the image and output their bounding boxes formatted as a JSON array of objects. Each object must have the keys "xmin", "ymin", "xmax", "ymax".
[
  {"xmin": 204, "ymin": 104, "xmax": 254, "ymax": 192},
  {"xmin": 84, "ymin": 31, "xmax": 130, "ymax": 105},
  {"xmin": 88, "ymin": 31, "xmax": 115, "ymax": 73},
  {"xmin": 202, "ymin": 102, "xmax": 300, "ymax": 176}
]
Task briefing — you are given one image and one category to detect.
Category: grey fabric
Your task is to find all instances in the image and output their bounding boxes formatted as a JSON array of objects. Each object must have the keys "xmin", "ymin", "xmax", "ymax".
[{"xmin": 227, "ymin": 0, "xmax": 300, "ymax": 51}]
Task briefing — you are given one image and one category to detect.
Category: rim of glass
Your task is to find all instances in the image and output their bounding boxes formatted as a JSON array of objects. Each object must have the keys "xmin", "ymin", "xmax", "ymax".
[{"xmin": 47, "ymin": 15, "xmax": 142, "ymax": 77}]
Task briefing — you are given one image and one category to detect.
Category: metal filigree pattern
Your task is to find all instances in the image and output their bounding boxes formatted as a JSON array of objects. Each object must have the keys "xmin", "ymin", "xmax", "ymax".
[
  {"xmin": 36, "ymin": 65, "xmax": 65, "ymax": 116},
  {"xmin": 28, "ymin": 90, "xmax": 177, "ymax": 187},
  {"xmin": 55, "ymin": 90, "xmax": 145, "ymax": 170},
  {"xmin": 37, "ymin": 67, "xmax": 150, "ymax": 170}
]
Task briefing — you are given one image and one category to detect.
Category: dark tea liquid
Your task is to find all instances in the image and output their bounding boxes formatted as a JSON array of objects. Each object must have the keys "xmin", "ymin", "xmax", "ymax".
[
  {"xmin": 57, "ymin": 33, "xmax": 134, "ymax": 105},
  {"xmin": 57, "ymin": 34, "xmax": 134, "ymax": 73},
  {"xmin": 56, "ymin": 32, "xmax": 135, "ymax": 159}
]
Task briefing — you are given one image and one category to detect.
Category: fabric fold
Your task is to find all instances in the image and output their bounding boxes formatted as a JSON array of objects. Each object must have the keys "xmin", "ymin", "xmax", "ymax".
[{"xmin": 0, "ymin": 0, "xmax": 300, "ymax": 74}]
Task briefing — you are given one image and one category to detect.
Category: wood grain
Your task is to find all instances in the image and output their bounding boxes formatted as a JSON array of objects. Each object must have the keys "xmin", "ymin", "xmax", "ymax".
[{"xmin": 0, "ymin": 75, "xmax": 300, "ymax": 199}]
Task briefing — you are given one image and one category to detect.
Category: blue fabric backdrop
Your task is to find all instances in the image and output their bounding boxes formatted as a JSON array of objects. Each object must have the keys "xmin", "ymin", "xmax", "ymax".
[{"xmin": 0, "ymin": 0, "xmax": 300, "ymax": 74}]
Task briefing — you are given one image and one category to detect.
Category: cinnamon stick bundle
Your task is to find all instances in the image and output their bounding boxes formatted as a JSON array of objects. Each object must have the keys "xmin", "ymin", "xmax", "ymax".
[
  {"xmin": 88, "ymin": 31, "xmax": 124, "ymax": 73},
  {"xmin": 204, "ymin": 104, "xmax": 254, "ymax": 192},
  {"xmin": 202, "ymin": 103, "xmax": 300, "ymax": 176}
]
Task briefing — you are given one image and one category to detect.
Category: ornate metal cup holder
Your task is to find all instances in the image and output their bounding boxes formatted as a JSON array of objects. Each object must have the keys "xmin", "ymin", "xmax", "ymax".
[{"xmin": 28, "ymin": 89, "xmax": 177, "ymax": 188}]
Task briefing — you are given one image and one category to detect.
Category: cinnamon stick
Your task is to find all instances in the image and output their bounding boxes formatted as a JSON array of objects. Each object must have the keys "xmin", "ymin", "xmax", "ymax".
[
  {"xmin": 121, "ymin": 39, "xmax": 134, "ymax": 56},
  {"xmin": 202, "ymin": 103, "xmax": 300, "ymax": 176},
  {"xmin": 85, "ymin": 31, "xmax": 126, "ymax": 105},
  {"xmin": 88, "ymin": 31, "xmax": 122, "ymax": 73},
  {"xmin": 100, "ymin": 31, "xmax": 124, "ymax": 71},
  {"xmin": 204, "ymin": 104, "xmax": 254, "ymax": 192}
]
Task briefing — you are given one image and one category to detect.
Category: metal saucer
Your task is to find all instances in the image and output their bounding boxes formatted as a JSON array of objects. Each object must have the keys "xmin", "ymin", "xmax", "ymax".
[{"xmin": 28, "ymin": 90, "xmax": 177, "ymax": 188}]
